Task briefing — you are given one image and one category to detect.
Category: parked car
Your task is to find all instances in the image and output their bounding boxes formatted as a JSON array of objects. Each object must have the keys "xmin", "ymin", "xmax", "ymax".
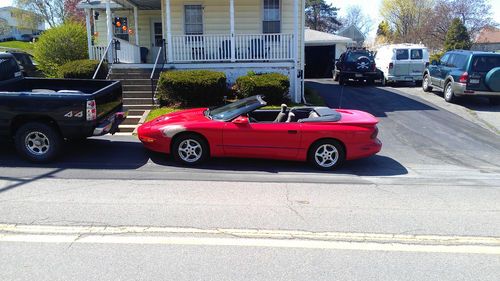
[
  {"xmin": 422, "ymin": 50, "xmax": 500, "ymax": 104},
  {"xmin": 5, "ymin": 50, "xmax": 43, "ymax": 77},
  {"xmin": 375, "ymin": 44, "xmax": 429, "ymax": 86},
  {"xmin": 0, "ymin": 53, "xmax": 127, "ymax": 162},
  {"xmin": 138, "ymin": 95, "xmax": 382, "ymax": 170},
  {"xmin": 333, "ymin": 49, "xmax": 378, "ymax": 85}
]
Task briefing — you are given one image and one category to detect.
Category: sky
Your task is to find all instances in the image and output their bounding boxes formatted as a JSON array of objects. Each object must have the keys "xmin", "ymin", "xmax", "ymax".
[{"xmin": 1, "ymin": 0, "xmax": 499, "ymax": 36}]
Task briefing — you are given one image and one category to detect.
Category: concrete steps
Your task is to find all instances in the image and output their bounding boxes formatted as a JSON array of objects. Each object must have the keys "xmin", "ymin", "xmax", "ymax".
[{"xmin": 108, "ymin": 67, "xmax": 158, "ymax": 134}]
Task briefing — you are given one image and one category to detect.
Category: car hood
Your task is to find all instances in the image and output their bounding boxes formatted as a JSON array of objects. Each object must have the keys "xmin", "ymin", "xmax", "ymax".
[{"xmin": 144, "ymin": 108, "xmax": 209, "ymax": 128}]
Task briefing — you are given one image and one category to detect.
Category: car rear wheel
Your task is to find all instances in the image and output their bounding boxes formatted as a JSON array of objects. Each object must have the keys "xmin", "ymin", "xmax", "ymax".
[
  {"xmin": 14, "ymin": 122, "xmax": 62, "ymax": 163},
  {"xmin": 444, "ymin": 82, "xmax": 457, "ymax": 103},
  {"xmin": 338, "ymin": 75, "xmax": 346, "ymax": 85},
  {"xmin": 172, "ymin": 134, "xmax": 209, "ymax": 166},
  {"xmin": 422, "ymin": 74, "xmax": 432, "ymax": 92},
  {"xmin": 309, "ymin": 140, "xmax": 345, "ymax": 170}
]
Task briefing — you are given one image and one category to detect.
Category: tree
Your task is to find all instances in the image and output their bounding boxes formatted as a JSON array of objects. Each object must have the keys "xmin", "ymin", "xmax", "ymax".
[
  {"xmin": 375, "ymin": 20, "xmax": 393, "ymax": 44},
  {"xmin": 34, "ymin": 21, "xmax": 88, "ymax": 77},
  {"xmin": 444, "ymin": 18, "xmax": 472, "ymax": 51},
  {"xmin": 305, "ymin": 0, "xmax": 342, "ymax": 33},
  {"xmin": 14, "ymin": 0, "xmax": 84, "ymax": 27},
  {"xmin": 380, "ymin": 0, "xmax": 433, "ymax": 43},
  {"xmin": 340, "ymin": 5, "xmax": 373, "ymax": 36},
  {"xmin": 339, "ymin": 5, "xmax": 373, "ymax": 38}
]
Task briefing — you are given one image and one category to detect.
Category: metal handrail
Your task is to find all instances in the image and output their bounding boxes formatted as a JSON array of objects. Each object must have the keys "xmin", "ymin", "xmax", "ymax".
[
  {"xmin": 150, "ymin": 41, "xmax": 166, "ymax": 105},
  {"xmin": 93, "ymin": 40, "xmax": 113, "ymax": 79}
]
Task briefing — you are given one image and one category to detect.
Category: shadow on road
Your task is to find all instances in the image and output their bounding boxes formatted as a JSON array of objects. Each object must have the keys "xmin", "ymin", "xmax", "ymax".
[
  {"xmin": 149, "ymin": 152, "xmax": 407, "ymax": 177},
  {"xmin": 427, "ymin": 90, "xmax": 500, "ymax": 113},
  {"xmin": 306, "ymin": 80, "xmax": 438, "ymax": 118}
]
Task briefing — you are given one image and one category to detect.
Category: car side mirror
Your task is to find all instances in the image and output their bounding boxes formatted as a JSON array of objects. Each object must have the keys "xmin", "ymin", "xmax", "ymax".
[
  {"xmin": 232, "ymin": 116, "xmax": 249, "ymax": 125},
  {"xmin": 431, "ymin": 60, "xmax": 439, "ymax": 66}
]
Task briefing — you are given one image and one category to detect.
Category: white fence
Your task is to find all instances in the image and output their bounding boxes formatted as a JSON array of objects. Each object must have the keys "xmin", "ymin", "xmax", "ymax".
[{"xmin": 90, "ymin": 38, "xmax": 141, "ymax": 63}]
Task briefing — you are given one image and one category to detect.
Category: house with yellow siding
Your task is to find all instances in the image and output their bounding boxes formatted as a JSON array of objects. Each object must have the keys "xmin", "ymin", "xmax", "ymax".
[{"xmin": 77, "ymin": 0, "xmax": 305, "ymax": 103}]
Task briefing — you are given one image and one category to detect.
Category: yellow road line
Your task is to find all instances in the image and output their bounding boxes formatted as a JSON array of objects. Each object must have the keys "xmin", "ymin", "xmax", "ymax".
[{"xmin": 1, "ymin": 224, "xmax": 499, "ymax": 255}]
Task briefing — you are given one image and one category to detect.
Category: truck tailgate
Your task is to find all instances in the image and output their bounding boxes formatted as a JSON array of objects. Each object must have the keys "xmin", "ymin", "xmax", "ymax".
[{"xmin": 91, "ymin": 81, "xmax": 123, "ymax": 121}]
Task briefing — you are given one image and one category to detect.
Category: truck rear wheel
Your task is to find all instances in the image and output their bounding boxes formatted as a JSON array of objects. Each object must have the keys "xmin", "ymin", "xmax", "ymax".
[{"xmin": 15, "ymin": 122, "xmax": 62, "ymax": 163}]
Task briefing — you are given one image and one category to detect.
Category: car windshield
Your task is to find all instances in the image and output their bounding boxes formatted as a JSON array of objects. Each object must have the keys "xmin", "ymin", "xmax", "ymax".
[
  {"xmin": 346, "ymin": 52, "xmax": 373, "ymax": 62},
  {"xmin": 470, "ymin": 55, "xmax": 500, "ymax": 73},
  {"xmin": 208, "ymin": 96, "xmax": 265, "ymax": 121}
]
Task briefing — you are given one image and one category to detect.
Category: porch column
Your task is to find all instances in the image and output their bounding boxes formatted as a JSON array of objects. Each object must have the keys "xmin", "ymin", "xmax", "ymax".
[
  {"xmin": 106, "ymin": 0, "xmax": 114, "ymax": 62},
  {"xmin": 293, "ymin": 0, "xmax": 300, "ymax": 103},
  {"xmin": 84, "ymin": 8, "xmax": 92, "ymax": 59},
  {"xmin": 133, "ymin": 6, "xmax": 139, "ymax": 45},
  {"xmin": 229, "ymin": 0, "xmax": 235, "ymax": 62},
  {"xmin": 165, "ymin": 0, "xmax": 173, "ymax": 63}
]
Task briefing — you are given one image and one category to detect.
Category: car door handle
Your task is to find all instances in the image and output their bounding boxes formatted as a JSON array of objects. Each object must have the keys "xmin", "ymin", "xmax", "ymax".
[{"xmin": 288, "ymin": 130, "xmax": 298, "ymax": 134}]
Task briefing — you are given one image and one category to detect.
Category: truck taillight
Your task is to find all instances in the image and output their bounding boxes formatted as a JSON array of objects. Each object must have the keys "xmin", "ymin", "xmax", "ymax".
[
  {"xmin": 371, "ymin": 126, "xmax": 379, "ymax": 139},
  {"xmin": 86, "ymin": 99, "xmax": 97, "ymax": 121},
  {"xmin": 389, "ymin": 63, "xmax": 393, "ymax": 70},
  {"xmin": 459, "ymin": 72, "xmax": 469, "ymax": 83}
]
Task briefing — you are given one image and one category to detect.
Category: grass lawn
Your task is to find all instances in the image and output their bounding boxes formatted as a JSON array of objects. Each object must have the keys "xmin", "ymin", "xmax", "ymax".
[
  {"xmin": 0, "ymin": 41, "xmax": 35, "ymax": 53},
  {"xmin": 146, "ymin": 86, "xmax": 326, "ymax": 121}
]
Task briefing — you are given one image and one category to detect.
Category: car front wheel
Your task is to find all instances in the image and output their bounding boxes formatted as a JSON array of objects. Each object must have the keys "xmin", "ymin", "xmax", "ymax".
[
  {"xmin": 15, "ymin": 122, "xmax": 62, "ymax": 163},
  {"xmin": 172, "ymin": 134, "xmax": 209, "ymax": 165},
  {"xmin": 422, "ymin": 75, "xmax": 432, "ymax": 92},
  {"xmin": 309, "ymin": 140, "xmax": 345, "ymax": 170}
]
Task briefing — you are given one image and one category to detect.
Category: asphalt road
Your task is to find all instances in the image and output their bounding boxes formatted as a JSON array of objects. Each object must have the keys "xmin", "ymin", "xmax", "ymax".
[{"xmin": 1, "ymin": 79, "xmax": 499, "ymax": 280}]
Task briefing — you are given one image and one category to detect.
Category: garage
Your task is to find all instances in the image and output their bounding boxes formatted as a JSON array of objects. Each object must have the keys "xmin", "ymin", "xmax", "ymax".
[{"xmin": 304, "ymin": 29, "xmax": 355, "ymax": 79}]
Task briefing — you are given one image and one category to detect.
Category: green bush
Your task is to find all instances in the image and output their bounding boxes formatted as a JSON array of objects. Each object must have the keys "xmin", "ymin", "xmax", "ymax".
[
  {"xmin": 156, "ymin": 70, "xmax": 227, "ymax": 106},
  {"xmin": 58, "ymin": 59, "xmax": 107, "ymax": 79},
  {"xmin": 235, "ymin": 72, "xmax": 290, "ymax": 105},
  {"xmin": 34, "ymin": 22, "xmax": 88, "ymax": 77}
]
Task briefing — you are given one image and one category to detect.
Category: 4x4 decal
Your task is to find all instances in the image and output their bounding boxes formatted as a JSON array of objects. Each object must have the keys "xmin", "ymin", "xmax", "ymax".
[{"xmin": 64, "ymin": 111, "xmax": 84, "ymax": 118}]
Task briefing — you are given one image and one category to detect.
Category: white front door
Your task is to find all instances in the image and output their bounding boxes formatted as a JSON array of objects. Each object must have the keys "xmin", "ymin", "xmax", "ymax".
[{"xmin": 150, "ymin": 21, "xmax": 164, "ymax": 63}]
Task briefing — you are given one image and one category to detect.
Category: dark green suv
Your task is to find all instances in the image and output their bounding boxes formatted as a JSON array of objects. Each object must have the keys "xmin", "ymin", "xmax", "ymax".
[{"xmin": 422, "ymin": 50, "xmax": 500, "ymax": 104}]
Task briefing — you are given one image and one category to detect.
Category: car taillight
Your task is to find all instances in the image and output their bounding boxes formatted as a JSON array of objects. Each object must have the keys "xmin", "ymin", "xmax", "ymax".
[
  {"xmin": 371, "ymin": 126, "xmax": 379, "ymax": 139},
  {"xmin": 389, "ymin": 63, "xmax": 393, "ymax": 70},
  {"xmin": 86, "ymin": 99, "xmax": 97, "ymax": 121},
  {"xmin": 459, "ymin": 72, "xmax": 469, "ymax": 83}
]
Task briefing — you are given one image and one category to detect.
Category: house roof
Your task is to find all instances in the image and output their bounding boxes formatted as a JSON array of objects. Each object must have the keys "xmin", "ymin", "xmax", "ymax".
[
  {"xmin": 337, "ymin": 25, "xmax": 366, "ymax": 42},
  {"xmin": 305, "ymin": 28, "xmax": 355, "ymax": 46},
  {"xmin": 475, "ymin": 27, "xmax": 500, "ymax": 44},
  {"xmin": 77, "ymin": 0, "xmax": 160, "ymax": 10}
]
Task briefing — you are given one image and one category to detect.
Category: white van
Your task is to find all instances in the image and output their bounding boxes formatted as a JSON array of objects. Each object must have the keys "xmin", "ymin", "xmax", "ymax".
[{"xmin": 375, "ymin": 44, "xmax": 429, "ymax": 86}]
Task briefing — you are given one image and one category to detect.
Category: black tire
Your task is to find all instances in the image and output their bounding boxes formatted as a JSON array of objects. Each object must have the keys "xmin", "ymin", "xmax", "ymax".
[
  {"xmin": 308, "ymin": 139, "xmax": 345, "ymax": 170},
  {"xmin": 444, "ymin": 82, "xmax": 457, "ymax": 103},
  {"xmin": 171, "ymin": 133, "xmax": 209, "ymax": 166},
  {"xmin": 489, "ymin": 97, "xmax": 500, "ymax": 106},
  {"xmin": 422, "ymin": 74, "xmax": 432, "ymax": 92},
  {"xmin": 338, "ymin": 75, "xmax": 346, "ymax": 86},
  {"xmin": 14, "ymin": 122, "xmax": 62, "ymax": 163},
  {"xmin": 333, "ymin": 70, "xmax": 339, "ymax": 82}
]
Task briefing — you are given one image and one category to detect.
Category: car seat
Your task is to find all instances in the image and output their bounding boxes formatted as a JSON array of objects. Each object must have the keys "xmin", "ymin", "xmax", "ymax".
[{"xmin": 274, "ymin": 104, "xmax": 288, "ymax": 123}]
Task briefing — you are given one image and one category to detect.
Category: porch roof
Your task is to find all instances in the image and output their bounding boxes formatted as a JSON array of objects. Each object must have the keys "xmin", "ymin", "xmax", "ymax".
[{"xmin": 77, "ymin": 0, "xmax": 160, "ymax": 10}]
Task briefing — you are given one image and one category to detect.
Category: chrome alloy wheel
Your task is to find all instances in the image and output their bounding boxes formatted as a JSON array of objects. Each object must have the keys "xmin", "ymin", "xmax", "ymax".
[
  {"xmin": 178, "ymin": 139, "xmax": 203, "ymax": 163},
  {"xmin": 445, "ymin": 84, "xmax": 453, "ymax": 100},
  {"xmin": 423, "ymin": 76, "xmax": 429, "ymax": 89},
  {"xmin": 25, "ymin": 131, "xmax": 50, "ymax": 155},
  {"xmin": 314, "ymin": 144, "xmax": 339, "ymax": 168}
]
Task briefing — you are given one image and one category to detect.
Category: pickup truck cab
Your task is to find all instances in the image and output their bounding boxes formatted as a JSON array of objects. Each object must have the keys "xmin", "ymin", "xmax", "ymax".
[
  {"xmin": 0, "ymin": 52, "xmax": 127, "ymax": 162},
  {"xmin": 422, "ymin": 50, "xmax": 500, "ymax": 104}
]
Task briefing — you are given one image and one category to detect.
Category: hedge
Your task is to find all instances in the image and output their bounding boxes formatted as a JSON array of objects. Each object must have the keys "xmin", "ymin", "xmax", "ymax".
[
  {"xmin": 58, "ymin": 59, "xmax": 108, "ymax": 79},
  {"xmin": 33, "ymin": 22, "xmax": 88, "ymax": 77},
  {"xmin": 235, "ymin": 72, "xmax": 290, "ymax": 105},
  {"xmin": 156, "ymin": 70, "xmax": 227, "ymax": 106}
]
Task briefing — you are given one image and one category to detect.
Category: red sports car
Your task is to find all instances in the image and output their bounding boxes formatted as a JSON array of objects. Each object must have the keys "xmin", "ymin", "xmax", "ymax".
[{"xmin": 138, "ymin": 95, "xmax": 381, "ymax": 170}]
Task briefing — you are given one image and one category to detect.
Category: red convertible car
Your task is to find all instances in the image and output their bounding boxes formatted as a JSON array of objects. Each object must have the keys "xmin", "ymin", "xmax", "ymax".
[{"xmin": 138, "ymin": 95, "xmax": 381, "ymax": 170}]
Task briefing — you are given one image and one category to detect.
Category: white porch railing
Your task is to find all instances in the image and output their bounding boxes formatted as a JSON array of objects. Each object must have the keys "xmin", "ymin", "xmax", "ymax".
[
  {"xmin": 171, "ymin": 33, "xmax": 294, "ymax": 63},
  {"xmin": 90, "ymin": 38, "xmax": 141, "ymax": 64}
]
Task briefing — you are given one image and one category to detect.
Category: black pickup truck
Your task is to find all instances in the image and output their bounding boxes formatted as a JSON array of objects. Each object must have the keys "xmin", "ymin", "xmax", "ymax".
[{"xmin": 0, "ymin": 53, "xmax": 127, "ymax": 162}]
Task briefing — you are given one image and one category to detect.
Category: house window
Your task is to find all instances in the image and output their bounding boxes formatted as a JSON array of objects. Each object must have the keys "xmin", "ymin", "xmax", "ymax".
[
  {"xmin": 263, "ymin": 0, "xmax": 280, "ymax": 33},
  {"xmin": 184, "ymin": 5, "xmax": 203, "ymax": 35}
]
